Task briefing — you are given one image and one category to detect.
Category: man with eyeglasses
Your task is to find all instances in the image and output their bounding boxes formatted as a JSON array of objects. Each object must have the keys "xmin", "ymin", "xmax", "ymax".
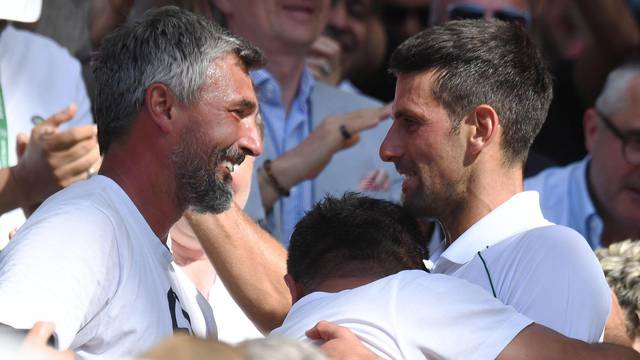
[{"xmin": 526, "ymin": 61, "xmax": 640, "ymax": 249}]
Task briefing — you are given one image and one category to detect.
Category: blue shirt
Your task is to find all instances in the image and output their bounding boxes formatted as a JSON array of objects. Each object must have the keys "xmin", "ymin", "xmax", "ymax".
[
  {"xmin": 524, "ymin": 157, "xmax": 603, "ymax": 249},
  {"xmin": 251, "ymin": 68, "xmax": 315, "ymax": 245}
]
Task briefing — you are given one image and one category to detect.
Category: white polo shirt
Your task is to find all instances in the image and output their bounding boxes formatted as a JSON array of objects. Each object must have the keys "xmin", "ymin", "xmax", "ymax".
[
  {"xmin": 272, "ymin": 270, "xmax": 532, "ymax": 360},
  {"xmin": 432, "ymin": 191, "xmax": 611, "ymax": 342}
]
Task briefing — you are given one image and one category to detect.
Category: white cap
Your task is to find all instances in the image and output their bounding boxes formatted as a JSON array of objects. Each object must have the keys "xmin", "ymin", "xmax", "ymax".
[{"xmin": 0, "ymin": 0, "xmax": 42, "ymax": 23}]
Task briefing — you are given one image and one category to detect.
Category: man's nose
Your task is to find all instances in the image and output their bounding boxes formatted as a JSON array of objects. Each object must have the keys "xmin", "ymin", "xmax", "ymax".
[
  {"xmin": 379, "ymin": 123, "xmax": 403, "ymax": 162},
  {"xmin": 238, "ymin": 118, "xmax": 263, "ymax": 157}
]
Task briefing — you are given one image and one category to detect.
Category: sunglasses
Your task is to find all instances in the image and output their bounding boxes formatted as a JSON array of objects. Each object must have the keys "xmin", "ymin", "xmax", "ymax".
[{"xmin": 447, "ymin": 4, "xmax": 530, "ymax": 27}]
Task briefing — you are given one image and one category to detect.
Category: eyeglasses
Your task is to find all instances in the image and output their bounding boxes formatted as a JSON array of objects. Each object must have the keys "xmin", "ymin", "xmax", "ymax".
[
  {"xmin": 597, "ymin": 110, "xmax": 640, "ymax": 165},
  {"xmin": 447, "ymin": 4, "xmax": 531, "ymax": 28}
]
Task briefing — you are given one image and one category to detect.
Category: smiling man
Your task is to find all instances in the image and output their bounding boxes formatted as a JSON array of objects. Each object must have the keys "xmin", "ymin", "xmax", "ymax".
[
  {"xmin": 379, "ymin": 20, "xmax": 610, "ymax": 342},
  {"xmin": 0, "ymin": 7, "xmax": 266, "ymax": 359}
]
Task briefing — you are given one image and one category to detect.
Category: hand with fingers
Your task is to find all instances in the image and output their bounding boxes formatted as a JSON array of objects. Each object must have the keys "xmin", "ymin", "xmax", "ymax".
[
  {"xmin": 306, "ymin": 321, "xmax": 382, "ymax": 360},
  {"xmin": 258, "ymin": 105, "xmax": 391, "ymax": 210},
  {"xmin": 307, "ymin": 35, "xmax": 344, "ymax": 85},
  {"xmin": 12, "ymin": 104, "xmax": 101, "ymax": 212}
]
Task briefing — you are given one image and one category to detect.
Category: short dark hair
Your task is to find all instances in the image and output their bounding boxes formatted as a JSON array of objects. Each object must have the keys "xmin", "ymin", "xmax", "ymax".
[
  {"xmin": 389, "ymin": 19, "xmax": 553, "ymax": 166},
  {"xmin": 287, "ymin": 193, "xmax": 427, "ymax": 295},
  {"xmin": 92, "ymin": 6, "xmax": 264, "ymax": 153}
]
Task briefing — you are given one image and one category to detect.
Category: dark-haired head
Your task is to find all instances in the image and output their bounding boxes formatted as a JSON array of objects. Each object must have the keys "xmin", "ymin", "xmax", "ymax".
[
  {"xmin": 287, "ymin": 193, "xmax": 427, "ymax": 296},
  {"xmin": 389, "ymin": 19, "xmax": 552, "ymax": 166}
]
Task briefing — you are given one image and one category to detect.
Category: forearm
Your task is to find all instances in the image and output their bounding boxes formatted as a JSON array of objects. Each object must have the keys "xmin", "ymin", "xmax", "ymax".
[
  {"xmin": 0, "ymin": 167, "xmax": 28, "ymax": 215},
  {"xmin": 186, "ymin": 205, "xmax": 290, "ymax": 332},
  {"xmin": 258, "ymin": 124, "xmax": 341, "ymax": 211}
]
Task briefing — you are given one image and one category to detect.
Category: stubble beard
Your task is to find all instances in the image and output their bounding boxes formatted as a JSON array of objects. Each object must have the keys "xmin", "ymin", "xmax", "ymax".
[{"xmin": 171, "ymin": 130, "xmax": 234, "ymax": 215}]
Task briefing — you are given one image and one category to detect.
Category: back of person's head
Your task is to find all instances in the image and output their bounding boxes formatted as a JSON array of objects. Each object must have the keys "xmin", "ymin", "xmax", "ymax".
[
  {"xmin": 288, "ymin": 193, "xmax": 426, "ymax": 295},
  {"xmin": 389, "ymin": 19, "xmax": 552, "ymax": 167},
  {"xmin": 92, "ymin": 6, "xmax": 263, "ymax": 154},
  {"xmin": 238, "ymin": 337, "xmax": 326, "ymax": 360},
  {"xmin": 596, "ymin": 239, "xmax": 640, "ymax": 340},
  {"xmin": 140, "ymin": 333, "xmax": 247, "ymax": 360}
]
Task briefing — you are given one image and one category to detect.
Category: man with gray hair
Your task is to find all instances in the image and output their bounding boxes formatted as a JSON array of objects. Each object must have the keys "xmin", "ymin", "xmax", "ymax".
[
  {"xmin": 526, "ymin": 60, "xmax": 640, "ymax": 248},
  {"xmin": 0, "ymin": 6, "xmax": 279, "ymax": 359}
]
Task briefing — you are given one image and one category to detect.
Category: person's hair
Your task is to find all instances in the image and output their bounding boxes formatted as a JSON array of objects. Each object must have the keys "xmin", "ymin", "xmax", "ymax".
[
  {"xmin": 238, "ymin": 337, "xmax": 326, "ymax": 360},
  {"xmin": 141, "ymin": 333, "xmax": 247, "ymax": 360},
  {"xmin": 92, "ymin": 6, "xmax": 264, "ymax": 153},
  {"xmin": 596, "ymin": 239, "xmax": 640, "ymax": 338},
  {"xmin": 287, "ymin": 193, "xmax": 427, "ymax": 295},
  {"xmin": 389, "ymin": 19, "xmax": 553, "ymax": 166},
  {"xmin": 595, "ymin": 59, "xmax": 640, "ymax": 117}
]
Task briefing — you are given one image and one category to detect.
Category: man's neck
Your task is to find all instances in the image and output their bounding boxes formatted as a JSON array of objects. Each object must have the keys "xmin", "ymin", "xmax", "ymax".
[
  {"xmin": 311, "ymin": 275, "xmax": 382, "ymax": 294},
  {"xmin": 263, "ymin": 54, "xmax": 307, "ymax": 113},
  {"xmin": 100, "ymin": 139, "xmax": 182, "ymax": 242},
  {"xmin": 442, "ymin": 166, "xmax": 524, "ymax": 243}
]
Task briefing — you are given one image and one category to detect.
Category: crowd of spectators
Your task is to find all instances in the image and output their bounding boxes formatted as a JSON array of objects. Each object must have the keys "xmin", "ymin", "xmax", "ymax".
[{"xmin": 0, "ymin": 0, "xmax": 639, "ymax": 359}]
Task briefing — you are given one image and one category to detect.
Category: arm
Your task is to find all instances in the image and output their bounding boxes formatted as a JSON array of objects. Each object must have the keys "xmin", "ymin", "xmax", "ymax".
[
  {"xmin": 604, "ymin": 289, "xmax": 634, "ymax": 347},
  {"xmin": 0, "ymin": 105, "xmax": 100, "ymax": 215},
  {"xmin": 258, "ymin": 106, "xmax": 391, "ymax": 212},
  {"xmin": 498, "ymin": 323, "xmax": 640, "ymax": 360},
  {"xmin": 185, "ymin": 204, "xmax": 290, "ymax": 332}
]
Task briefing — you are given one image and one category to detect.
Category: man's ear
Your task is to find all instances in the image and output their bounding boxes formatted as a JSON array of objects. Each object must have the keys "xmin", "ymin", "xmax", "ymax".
[
  {"xmin": 583, "ymin": 108, "xmax": 600, "ymax": 152},
  {"xmin": 466, "ymin": 104, "xmax": 499, "ymax": 156},
  {"xmin": 144, "ymin": 83, "xmax": 176, "ymax": 134},
  {"xmin": 284, "ymin": 274, "xmax": 304, "ymax": 304}
]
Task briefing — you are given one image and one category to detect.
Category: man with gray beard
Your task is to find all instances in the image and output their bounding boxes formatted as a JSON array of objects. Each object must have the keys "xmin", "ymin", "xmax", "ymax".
[{"xmin": 0, "ymin": 7, "xmax": 284, "ymax": 359}]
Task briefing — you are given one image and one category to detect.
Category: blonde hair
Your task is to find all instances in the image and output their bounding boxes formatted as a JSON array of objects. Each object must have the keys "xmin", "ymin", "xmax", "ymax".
[{"xmin": 596, "ymin": 239, "xmax": 640, "ymax": 337}]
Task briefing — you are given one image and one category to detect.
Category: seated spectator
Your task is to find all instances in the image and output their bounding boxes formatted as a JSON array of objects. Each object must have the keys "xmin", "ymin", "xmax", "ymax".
[
  {"xmin": 597, "ymin": 239, "xmax": 640, "ymax": 351},
  {"xmin": 0, "ymin": 0, "xmax": 100, "ymax": 248},
  {"xmin": 526, "ymin": 60, "xmax": 640, "ymax": 248},
  {"xmin": 272, "ymin": 193, "xmax": 640, "ymax": 359}
]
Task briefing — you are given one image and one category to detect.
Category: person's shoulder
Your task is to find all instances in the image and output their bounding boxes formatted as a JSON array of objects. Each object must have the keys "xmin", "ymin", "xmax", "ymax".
[
  {"xmin": 311, "ymin": 81, "xmax": 382, "ymax": 110},
  {"xmin": 524, "ymin": 159, "xmax": 584, "ymax": 191},
  {"xmin": 510, "ymin": 224, "xmax": 593, "ymax": 261}
]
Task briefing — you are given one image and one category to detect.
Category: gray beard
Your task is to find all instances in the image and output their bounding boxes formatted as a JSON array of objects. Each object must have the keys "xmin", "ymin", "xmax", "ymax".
[{"xmin": 171, "ymin": 135, "xmax": 233, "ymax": 215}]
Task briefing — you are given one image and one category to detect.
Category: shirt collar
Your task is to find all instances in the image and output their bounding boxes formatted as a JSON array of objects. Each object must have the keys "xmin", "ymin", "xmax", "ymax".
[
  {"xmin": 250, "ymin": 66, "xmax": 316, "ymax": 102},
  {"xmin": 439, "ymin": 191, "xmax": 550, "ymax": 265}
]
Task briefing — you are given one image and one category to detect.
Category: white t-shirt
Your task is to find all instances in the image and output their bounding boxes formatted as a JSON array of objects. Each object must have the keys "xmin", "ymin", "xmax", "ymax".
[
  {"xmin": 432, "ymin": 191, "xmax": 611, "ymax": 342},
  {"xmin": 170, "ymin": 261, "xmax": 264, "ymax": 344},
  {"xmin": 0, "ymin": 176, "xmax": 210, "ymax": 359},
  {"xmin": 271, "ymin": 270, "xmax": 532, "ymax": 360},
  {"xmin": 0, "ymin": 25, "xmax": 93, "ymax": 247}
]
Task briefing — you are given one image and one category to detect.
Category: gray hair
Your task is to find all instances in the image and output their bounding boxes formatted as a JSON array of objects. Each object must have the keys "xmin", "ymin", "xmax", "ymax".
[
  {"xmin": 238, "ymin": 337, "xmax": 326, "ymax": 360},
  {"xmin": 596, "ymin": 239, "xmax": 640, "ymax": 338},
  {"xmin": 595, "ymin": 61, "xmax": 640, "ymax": 117},
  {"xmin": 92, "ymin": 6, "xmax": 264, "ymax": 153}
]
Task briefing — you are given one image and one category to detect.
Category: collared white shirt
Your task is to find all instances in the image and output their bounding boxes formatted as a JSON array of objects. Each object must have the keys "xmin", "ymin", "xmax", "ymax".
[
  {"xmin": 524, "ymin": 157, "xmax": 603, "ymax": 249},
  {"xmin": 432, "ymin": 191, "xmax": 610, "ymax": 342}
]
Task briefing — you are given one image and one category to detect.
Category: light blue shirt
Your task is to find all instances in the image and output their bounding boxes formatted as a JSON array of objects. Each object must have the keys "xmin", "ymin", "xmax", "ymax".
[
  {"xmin": 251, "ymin": 68, "xmax": 315, "ymax": 245},
  {"xmin": 524, "ymin": 157, "xmax": 603, "ymax": 249}
]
